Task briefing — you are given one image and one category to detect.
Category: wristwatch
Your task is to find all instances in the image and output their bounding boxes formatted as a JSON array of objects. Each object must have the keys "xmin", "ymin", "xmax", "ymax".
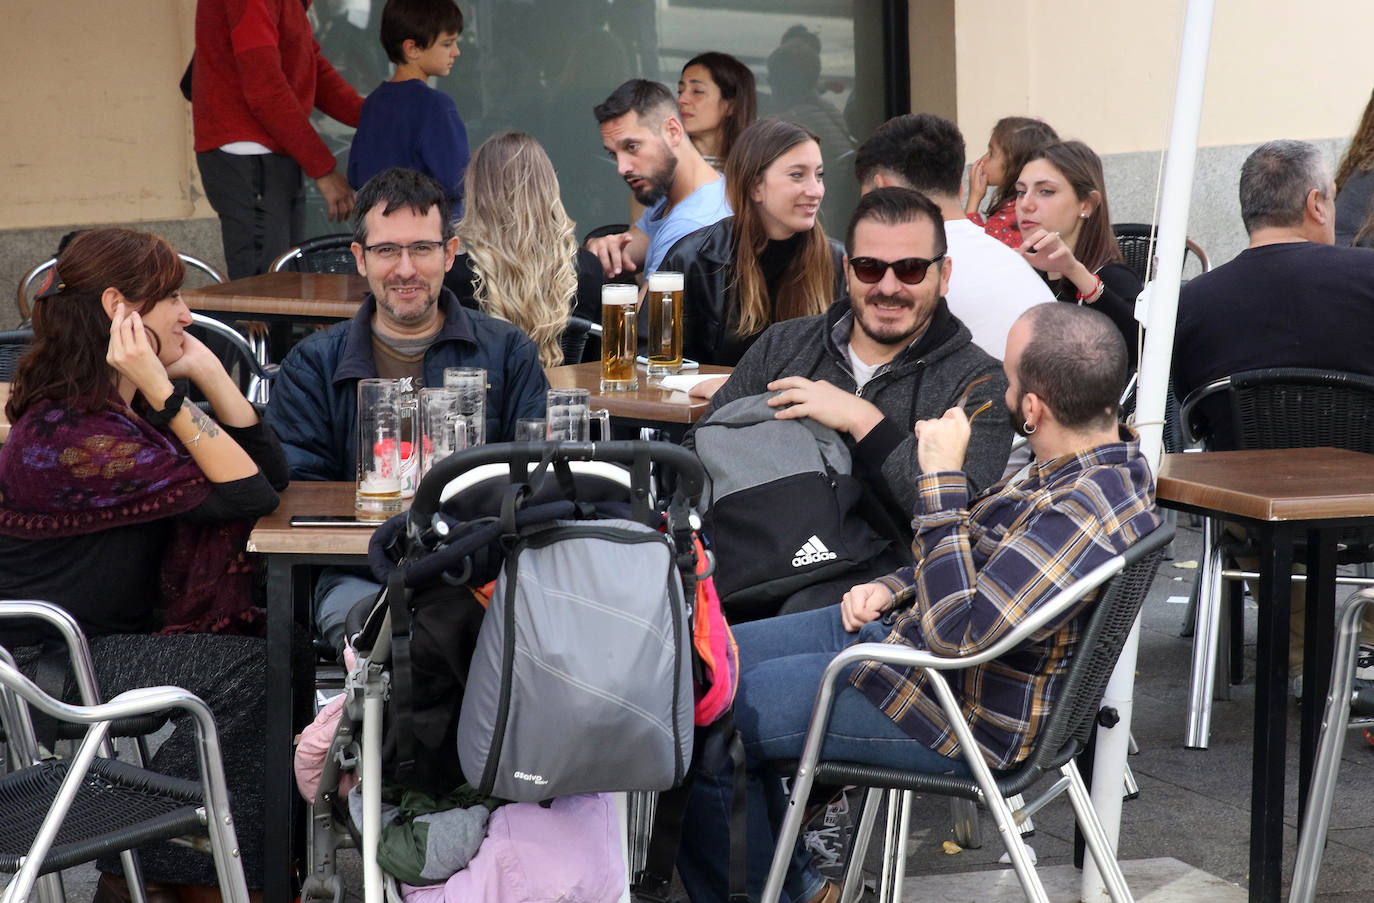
[{"xmin": 144, "ymin": 391, "xmax": 186, "ymax": 428}]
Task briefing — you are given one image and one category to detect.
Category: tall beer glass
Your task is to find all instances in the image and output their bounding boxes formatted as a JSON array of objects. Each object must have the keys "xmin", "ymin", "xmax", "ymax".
[
  {"xmin": 600, "ymin": 284, "xmax": 638, "ymax": 391},
  {"xmin": 645, "ymin": 270, "xmax": 684, "ymax": 376},
  {"xmin": 355, "ymin": 379, "xmax": 404, "ymax": 521}
]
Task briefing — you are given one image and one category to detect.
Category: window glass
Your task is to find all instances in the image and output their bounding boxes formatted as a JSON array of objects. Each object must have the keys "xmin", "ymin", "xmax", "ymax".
[{"xmin": 309, "ymin": 0, "xmax": 890, "ymax": 242}]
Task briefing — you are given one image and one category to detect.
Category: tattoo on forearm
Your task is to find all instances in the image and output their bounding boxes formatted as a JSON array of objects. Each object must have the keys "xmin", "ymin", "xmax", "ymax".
[{"xmin": 187, "ymin": 405, "xmax": 222, "ymax": 440}]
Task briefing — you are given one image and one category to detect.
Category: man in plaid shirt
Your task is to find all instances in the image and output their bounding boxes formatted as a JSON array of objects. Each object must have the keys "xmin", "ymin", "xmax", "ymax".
[{"xmin": 677, "ymin": 301, "xmax": 1162, "ymax": 903}]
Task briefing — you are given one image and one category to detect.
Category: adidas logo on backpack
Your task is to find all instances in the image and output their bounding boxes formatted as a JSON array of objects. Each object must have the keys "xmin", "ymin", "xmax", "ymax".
[{"xmin": 792, "ymin": 535, "xmax": 838, "ymax": 568}]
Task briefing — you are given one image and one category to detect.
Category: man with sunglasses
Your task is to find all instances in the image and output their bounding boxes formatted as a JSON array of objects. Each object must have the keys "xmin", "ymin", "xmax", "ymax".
[
  {"xmin": 691, "ymin": 188, "xmax": 1012, "ymax": 585},
  {"xmin": 265, "ymin": 167, "xmax": 548, "ymax": 653},
  {"xmin": 854, "ymin": 113, "xmax": 1053, "ymax": 361}
]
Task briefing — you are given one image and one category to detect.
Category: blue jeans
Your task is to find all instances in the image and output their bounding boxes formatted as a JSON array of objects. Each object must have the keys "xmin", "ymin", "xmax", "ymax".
[
  {"xmin": 677, "ymin": 604, "xmax": 968, "ymax": 902},
  {"xmin": 314, "ymin": 566, "xmax": 380, "ymax": 654}
]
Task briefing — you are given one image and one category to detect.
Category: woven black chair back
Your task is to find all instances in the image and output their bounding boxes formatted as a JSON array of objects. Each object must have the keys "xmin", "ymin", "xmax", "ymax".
[{"xmin": 1227, "ymin": 367, "xmax": 1374, "ymax": 453}]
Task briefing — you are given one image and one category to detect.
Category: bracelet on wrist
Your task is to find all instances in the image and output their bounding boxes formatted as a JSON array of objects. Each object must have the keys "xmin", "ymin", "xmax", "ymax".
[
  {"xmin": 1076, "ymin": 274, "xmax": 1105, "ymax": 304},
  {"xmin": 143, "ymin": 391, "xmax": 186, "ymax": 428}
]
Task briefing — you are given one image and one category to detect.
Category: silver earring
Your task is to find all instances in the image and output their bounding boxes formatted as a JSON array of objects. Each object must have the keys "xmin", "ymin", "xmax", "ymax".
[
  {"xmin": 1079, "ymin": 212, "xmax": 1089, "ymax": 219},
  {"xmin": 1023, "ymin": 421, "xmax": 1036, "ymax": 435}
]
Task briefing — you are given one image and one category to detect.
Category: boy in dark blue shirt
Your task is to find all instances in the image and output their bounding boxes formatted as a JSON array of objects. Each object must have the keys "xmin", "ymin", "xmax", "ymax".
[{"xmin": 348, "ymin": 0, "xmax": 469, "ymax": 218}]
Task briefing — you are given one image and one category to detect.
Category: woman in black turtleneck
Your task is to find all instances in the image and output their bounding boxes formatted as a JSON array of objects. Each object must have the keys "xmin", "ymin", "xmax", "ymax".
[{"xmin": 660, "ymin": 118, "xmax": 846, "ymax": 366}]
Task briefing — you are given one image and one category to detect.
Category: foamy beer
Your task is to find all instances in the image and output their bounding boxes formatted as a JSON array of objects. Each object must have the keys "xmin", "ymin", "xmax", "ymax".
[
  {"xmin": 600, "ymin": 284, "xmax": 638, "ymax": 391},
  {"xmin": 645, "ymin": 270, "xmax": 684, "ymax": 376}
]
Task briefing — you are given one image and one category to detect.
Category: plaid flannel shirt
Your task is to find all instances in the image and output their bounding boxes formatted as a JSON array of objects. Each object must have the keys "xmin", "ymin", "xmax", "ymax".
[{"xmin": 850, "ymin": 427, "xmax": 1161, "ymax": 769}]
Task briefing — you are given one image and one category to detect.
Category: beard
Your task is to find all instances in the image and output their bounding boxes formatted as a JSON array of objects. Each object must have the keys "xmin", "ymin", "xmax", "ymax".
[
  {"xmin": 1007, "ymin": 391, "xmax": 1031, "ymax": 437},
  {"xmin": 853, "ymin": 293, "xmax": 924, "ymax": 348},
  {"xmin": 629, "ymin": 155, "xmax": 677, "ymax": 206}
]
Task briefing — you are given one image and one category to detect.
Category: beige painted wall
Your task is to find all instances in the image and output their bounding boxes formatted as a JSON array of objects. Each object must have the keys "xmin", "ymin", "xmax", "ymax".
[
  {"xmin": 945, "ymin": 0, "xmax": 1373, "ymax": 156},
  {"xmin": 0, "ymin": 0, "xmax": 206, "ymax": 231}
]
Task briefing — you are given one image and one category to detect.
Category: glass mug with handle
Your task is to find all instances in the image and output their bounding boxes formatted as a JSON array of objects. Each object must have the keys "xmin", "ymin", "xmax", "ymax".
[
  {"xmin": 441, "ymin": 366, "xmax": 487, "ymax": 447},
  {"xmin": 418, "ymin": 386, "xmax": 473, "ymax": 477},
  {"xmin": 600, "ymin": 284, "xmax": 638, "ymax": 391},
  {"xmin": 546, "ymin": 387, "xmax": 610, "ymax": 441},
  {"xmin": 645, "ymin": 270, "xmax": 684, "ymax": 377},
  {"xmin": 355, "ymin": 378, "xmax": 405, "ymax": 521}
]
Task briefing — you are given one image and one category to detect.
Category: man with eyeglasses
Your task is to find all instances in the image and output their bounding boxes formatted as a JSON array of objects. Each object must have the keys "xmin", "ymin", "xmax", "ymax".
[
  {"xmin": 689, "ymin": 188, "xmax": 1012, "ymax": 606},
  {"xmin": 265, "ymin": 167, "xmax": 547, "ymax": 653}
]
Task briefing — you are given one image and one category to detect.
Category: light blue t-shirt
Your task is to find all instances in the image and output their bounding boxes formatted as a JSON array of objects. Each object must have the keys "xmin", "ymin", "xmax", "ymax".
[{"xmin": 635, "ymin": 176, "xmax": 732, "ymax": 275}]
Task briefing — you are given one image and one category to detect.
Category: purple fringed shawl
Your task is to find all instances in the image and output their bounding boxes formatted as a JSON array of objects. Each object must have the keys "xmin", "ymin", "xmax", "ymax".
[{"xmin": 0, "ymin": 397, "xmax": 262, "ymax": 634}]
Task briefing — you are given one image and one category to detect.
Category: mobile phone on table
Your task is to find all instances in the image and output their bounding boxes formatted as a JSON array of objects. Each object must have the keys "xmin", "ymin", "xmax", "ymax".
[{"xmin": 289, "ymin": 515, "xmax": 378, "ymax": 528}]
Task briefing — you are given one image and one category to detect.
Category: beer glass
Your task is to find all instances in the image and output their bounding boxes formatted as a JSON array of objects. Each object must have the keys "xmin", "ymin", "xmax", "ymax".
[
  {"xmin": 600, "ymin": 284, "xmax": 638, "ymax": 391},
  {"xmin": 645, "ymin": 270, "xmax": 684, "ymax": 376},
  {"xmin": 546, "ymin": 388, "xmax": 610, "ymax": 441},
  {"xmin": 418, "ymin": 386, "xmax": 473, "ymax": 477},
  {"xmin": 515, "ymin": 418, "xmax": 547, "ymax": 441},
  {"xmin": 355, "ymin": 379, "xmax": 404, "ymax": 521},
  {"xmin": 441, "ymin": 366, "xmax": 487, "ymax": 446}
]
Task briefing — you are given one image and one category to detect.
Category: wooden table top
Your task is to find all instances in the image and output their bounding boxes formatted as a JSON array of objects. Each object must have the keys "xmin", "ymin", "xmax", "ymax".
[
  {"xmin": 182, "ymin": 272, "xmax": 369, "ymax": 320},
  {"xmin": 0, "ymin": 383, "xmax": 8, "ymax": 443},
  {"xmin": 545, "ymin": 362, "xmax": 731, "ymax": 424},
  {"xmin": 1157, "ymin": 448, "xmax": 1374, "ymax": 522},
  {"xmin": 248, "ymin": 481, "xmax": 386, "ymax": 556}
]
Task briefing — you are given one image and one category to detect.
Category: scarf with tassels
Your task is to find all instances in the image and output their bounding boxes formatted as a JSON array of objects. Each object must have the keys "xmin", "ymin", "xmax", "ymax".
[{"xmin": 0, "ymin": 396, "xmax": 261, "ymax": 634}]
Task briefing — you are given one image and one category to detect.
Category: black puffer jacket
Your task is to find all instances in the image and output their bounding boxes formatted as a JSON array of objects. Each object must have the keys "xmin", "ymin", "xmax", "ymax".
[{"xmin": 659, "ymin": 217, "xmax": 847, "ymax": 366}]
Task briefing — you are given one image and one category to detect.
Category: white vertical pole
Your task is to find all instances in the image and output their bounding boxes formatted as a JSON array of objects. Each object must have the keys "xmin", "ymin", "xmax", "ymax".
[{"xmin": 1081, "ymin": 1, "xmax": 1216, "ymax": 900}]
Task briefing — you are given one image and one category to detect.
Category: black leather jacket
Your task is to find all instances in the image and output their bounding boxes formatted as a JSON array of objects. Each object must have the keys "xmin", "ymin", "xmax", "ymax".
[{"xmin": 659, "ymin": 217, "xmax": 847, "ymax": 366}]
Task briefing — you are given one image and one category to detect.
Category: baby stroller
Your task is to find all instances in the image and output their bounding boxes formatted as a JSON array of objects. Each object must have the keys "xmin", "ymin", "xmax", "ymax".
[{"xmin": 301, "ymin": 440, "xmax": 709, "ymax": 903}]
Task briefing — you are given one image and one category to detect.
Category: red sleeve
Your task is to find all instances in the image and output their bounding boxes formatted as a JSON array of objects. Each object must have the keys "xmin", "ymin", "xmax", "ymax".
[
  {"xmin": 313, "ymin": 39, "xmax": 365, "ymax": 128},
  {"xmin": 226, "ymin": 0, "xmax": 352, "ymax": 178}
]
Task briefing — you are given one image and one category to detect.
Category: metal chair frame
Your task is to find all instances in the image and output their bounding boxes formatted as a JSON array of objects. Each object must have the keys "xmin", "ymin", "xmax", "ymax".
[
  {"xmin": 269, "ymin": 234, "xmax": 356, "ymax": 274},
  {"xmin": 0, "ymin": 600, "xmax": 247, "ymax": 903},
  {"xmin": 189, "ymin": 312, "xmax": 278, "ymax": 405},
  {"xmin": 1111, "ymin": 223, "xmax": 1211, "ymax": 285},
  {"xmin": 763, "ymin": 524, "xmax": 1174, "ymax": 903},
  {"xmin": 17, "ymin": 254, "xmax": 226, "ymax": 326},
  {"xmin": 1289, "ymin": 587, "xmax": 1374, "ymax": 902},
  {"xmin": 1178, "ymin": 368, "xmax": 1374, "ymax": 749}
]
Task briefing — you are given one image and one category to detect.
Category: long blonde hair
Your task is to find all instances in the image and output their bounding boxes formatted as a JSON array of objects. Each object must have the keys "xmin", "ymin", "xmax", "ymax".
[
  {"xmin": 725, "ymin": 118, "xmax": 833, "ymax": 337},
  {"xmin": 456, "ymin": 131, "xmax": 578, "ymax": 367}
]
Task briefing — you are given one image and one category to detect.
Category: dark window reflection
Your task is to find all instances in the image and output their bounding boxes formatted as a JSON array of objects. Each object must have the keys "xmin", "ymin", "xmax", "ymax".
[{"xmin": 308, "ymin": 0, "xmax": 886, "ymax": 242}]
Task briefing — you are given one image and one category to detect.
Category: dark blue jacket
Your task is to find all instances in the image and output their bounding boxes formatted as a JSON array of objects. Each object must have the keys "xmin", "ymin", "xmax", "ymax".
[{"xmin": 265, "ymin": 290, "xmax": 548, "ymax": 481}]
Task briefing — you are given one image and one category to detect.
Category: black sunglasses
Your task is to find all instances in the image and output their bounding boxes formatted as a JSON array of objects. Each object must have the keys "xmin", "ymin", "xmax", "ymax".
[{"xmin": 849, "ymin": 254, "xmax": 945, "ymax": 285}]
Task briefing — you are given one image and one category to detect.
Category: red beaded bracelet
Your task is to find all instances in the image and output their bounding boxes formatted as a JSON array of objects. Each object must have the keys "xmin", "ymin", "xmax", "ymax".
[{"xmin": 1076, "ymin": 274, "xmax": 1105, "ymax": 303}]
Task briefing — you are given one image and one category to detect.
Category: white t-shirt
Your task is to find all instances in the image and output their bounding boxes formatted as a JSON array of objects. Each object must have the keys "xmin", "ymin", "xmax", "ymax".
[
  {"xmin": 942, "ymin": 218, "xmax": 1055, "ymax": 361},
  {"xmin": 635, "ymin": 176, "xmax": 732, "ymax": 275}
]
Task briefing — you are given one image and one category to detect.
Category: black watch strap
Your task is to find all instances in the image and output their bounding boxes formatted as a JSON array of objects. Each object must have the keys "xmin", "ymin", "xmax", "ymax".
[{"xmin": 144, "ymin": 391, "xmax": 186, "ymax": 428}]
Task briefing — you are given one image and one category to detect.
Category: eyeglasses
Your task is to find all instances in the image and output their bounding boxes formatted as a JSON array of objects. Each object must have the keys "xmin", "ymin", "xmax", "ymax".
[
  {"xmin": 849, "ymin": 254, "xmax": 945, "ymax": 285},
  {"xmin": 363, "ymin": 240, "xmax": 446, "ymax": 261}
]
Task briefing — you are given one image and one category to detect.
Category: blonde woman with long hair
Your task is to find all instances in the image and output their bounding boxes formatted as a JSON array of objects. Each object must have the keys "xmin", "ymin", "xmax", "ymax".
[{"xmin": 448, "ymin": 131, "xmax": 604, "ymax": 366}]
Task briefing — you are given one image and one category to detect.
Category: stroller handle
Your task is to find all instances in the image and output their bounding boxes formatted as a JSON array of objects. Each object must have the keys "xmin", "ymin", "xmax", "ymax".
[{"xmin": 409, "ymin": 440, "xmax": 706, "ymax": 521}]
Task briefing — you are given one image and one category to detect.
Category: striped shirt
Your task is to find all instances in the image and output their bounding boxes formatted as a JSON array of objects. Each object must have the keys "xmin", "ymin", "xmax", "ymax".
[{"xmin": 850, "ymin": 427, "xmax": 1161, "ymax": 769}]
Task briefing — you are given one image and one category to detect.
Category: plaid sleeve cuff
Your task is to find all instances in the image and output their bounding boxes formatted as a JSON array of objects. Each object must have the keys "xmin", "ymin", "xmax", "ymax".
[{"xmin": 915, "ymin": 471, "xmax": 969, "ymax": 517}]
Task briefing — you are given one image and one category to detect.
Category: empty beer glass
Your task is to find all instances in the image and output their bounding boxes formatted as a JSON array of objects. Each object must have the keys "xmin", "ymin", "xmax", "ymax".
[
  {"xmin": 441, "ymin": 366, "xmax": 487, "ymax": 446},
  {"xmin": 600, "ymin": 284, "xmax": 638, "ymax": 391},
  {"xmin": 418, "ymin": 386, "xmax": 473, "ymax": 476},
  {"xmin": 546, "ymin": 387, "xmax": 610, "ymax": 441}
]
